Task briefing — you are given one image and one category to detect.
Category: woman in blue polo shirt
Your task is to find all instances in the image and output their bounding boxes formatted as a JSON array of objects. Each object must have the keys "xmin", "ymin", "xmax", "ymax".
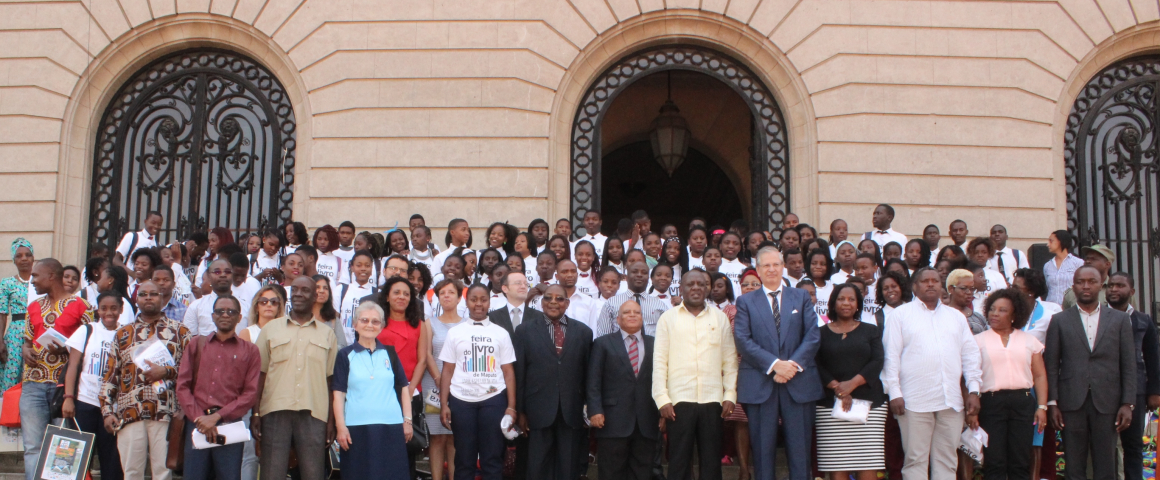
[{"xmin": 333, "ymin": 301, "xmax": 414, "ymax": 479}]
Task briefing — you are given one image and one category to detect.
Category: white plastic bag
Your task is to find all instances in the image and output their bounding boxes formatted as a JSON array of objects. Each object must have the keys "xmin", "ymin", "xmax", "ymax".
[{"xmin": 959, "ymin": 427, "xmax": 988, "ymax": 464}]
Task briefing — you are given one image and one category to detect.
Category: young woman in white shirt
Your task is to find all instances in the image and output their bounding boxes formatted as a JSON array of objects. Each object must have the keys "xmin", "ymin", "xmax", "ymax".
[
  {"xmin": 659, "ymin": 238, "xmax": 683, "ymax": 297},
  {"xmin": 707, "ymin": 272, "xmax": 735, "ymax": 311},
  {"xmin": 195, "ymin": 227, "xmax": 235, "ymax": 288},
  {"xmin": 484, "ymin": 223, "xmax": 515, "ymax": 260},
  {"xmin": 600, "ymin": 237, "xmax": 626, "ymax": 275},
  {"xmin": 281, "ymin": 221, "xmax": 307, "ymax": 257},
  {"xmin": 779, "ymin": 228, "xmax": 801, "ymax": 252},
  {"xmin": 547, "ymin": 235, "xmax": 571, "ymax": 262},
  {"xmin": 313, "ymin": 225, "xmax": 345, "ymax": 287},
  {"xmin": 513, "ymin": 232, "xmax": 538, "ymax": 285},
  {"xmin": 648, "ymin": 263, "xmax": 679, "ymax": 306},
  {"xmin": 249, "ymin": 229, "xmax": 284, "ymax": 282},
  {"xmin": 244, "ymin": 233, "xmax": 262, "ymax": 256},
  {"xmin": 437, "ymin": 284, "xmax": 517, "ymax": 480},
  {"xmin": 386, "ymin": 229, "xmax": 410, "ymax": 258},
  {"xmin": 505, "ymin": 255, "xmax": 528, "ymax": 287},
  {"xmin": 572, "ymin": 241, "xmax": 600, "ymax": 298},
  {"xmin": 475, "ymin": 249, "xmax": 503, "ymax": 286},
  {"xmin": 881, "ymin": 241, "xmax": 904, "ymax": 267},
  {"xmin": 717, "ymin": 232, "xmax": 747, "ymax": 295},
  {"xmin": 827, "ymin": 219, "xmax": 849, "ymax": 258},
  {"xmin": 807, "ymin": 248, "xmax": 835, "ymax": 323},
  {"xmin": 641, "ymin": 232, "xmax": 663, "ymax": 269},
  {"xmin": 686, "ymin": 226, "xmax": 708, "ymax": 270},
  {"xmin": 903, "ymin": 239, "xmax": 931, "ymax": 276},
  {"xmin": 60, "ymin": 293, "xmax": 124, "ymax": 480},
  {"xmin": 742, "ymin": 231, "xmax": 767, "ymax": 267},
  {"xmin": 830, "ymin": 241, "xmax": 858, "ymax": 285}
]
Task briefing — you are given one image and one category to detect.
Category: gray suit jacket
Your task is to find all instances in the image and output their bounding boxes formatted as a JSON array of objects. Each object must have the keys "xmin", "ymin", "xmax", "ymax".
[{"xmin": 1044, "ymin": 305, "xmax": 1137, "ymax": 413}]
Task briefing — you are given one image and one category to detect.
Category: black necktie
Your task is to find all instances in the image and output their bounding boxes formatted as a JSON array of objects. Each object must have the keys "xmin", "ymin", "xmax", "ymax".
[
  {"xmin": 769, "ymin": 291, "xmax": 781, "ymax": 333},
  {"xmin": 634, "ymin": 293, "xmax": 642, "ymax": 307},
  {"xmin": 997, "ymin": 253, "xmax": 1010, "ymax": 286}
]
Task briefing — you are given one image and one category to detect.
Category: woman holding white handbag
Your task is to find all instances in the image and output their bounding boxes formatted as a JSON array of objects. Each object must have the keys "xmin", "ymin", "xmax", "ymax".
[{"xmin": 815, "ymin": 282, "xmax": 887, "ymax": 480}]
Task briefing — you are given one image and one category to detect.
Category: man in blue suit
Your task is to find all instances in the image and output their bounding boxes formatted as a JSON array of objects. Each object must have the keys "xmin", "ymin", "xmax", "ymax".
[{"xmin": 733, "ymin": 246, "xmax": 823, "ymax": 480}]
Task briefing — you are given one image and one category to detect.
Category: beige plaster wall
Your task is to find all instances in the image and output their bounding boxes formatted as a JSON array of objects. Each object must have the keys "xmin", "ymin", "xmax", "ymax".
[{"xmin": 0, "ymin": 0, "xmax": 1154, "ymax": 275}]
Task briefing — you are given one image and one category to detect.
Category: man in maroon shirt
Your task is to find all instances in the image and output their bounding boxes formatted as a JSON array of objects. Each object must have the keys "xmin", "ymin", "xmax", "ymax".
[{"xmin": 176, "ymin": 295, "xmax": 260, "ymax": 480}]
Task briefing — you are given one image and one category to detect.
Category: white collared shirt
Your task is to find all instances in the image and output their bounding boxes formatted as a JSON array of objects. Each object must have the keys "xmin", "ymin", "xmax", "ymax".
[
  {"xmin": 987, "ymin": 247, "xmax": 1030, "ymax": 284},
  {"xmin": 575, "ymin": 268, "xmax": 598, "ymax": 298},
  {"xmin": 1079, "ymin": 304, "xmax": 1100, "ymax": 350},
  {"xmin": 182, "ymin": 291, "xmax": 249, "ymax": 336},
  {"xmin": 116, "ymin": 229, "xmax": 157, "ymax": 270},
  {"xmin": 574, "ymin": 233, "xmax": 607, "ymax": 259},
  {"xmin": 882, "ymin": 300, "xmax": 983, "ymax": 413},
  {"xmin": 866, "ymin": 228, "xmax": 907, "ymax": 250}
]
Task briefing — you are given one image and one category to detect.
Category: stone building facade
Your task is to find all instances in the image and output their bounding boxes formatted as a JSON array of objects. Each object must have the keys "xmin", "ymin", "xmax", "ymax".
[{"xmin": 0, "ymin": 0, "xmax": 1157, "ymax": 311}]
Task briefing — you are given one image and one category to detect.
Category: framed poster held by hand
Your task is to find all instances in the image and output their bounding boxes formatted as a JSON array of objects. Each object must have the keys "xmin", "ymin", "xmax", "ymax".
[{"xmin": 33, "ymin": 421, "xmax": 94, "ymax": 480}]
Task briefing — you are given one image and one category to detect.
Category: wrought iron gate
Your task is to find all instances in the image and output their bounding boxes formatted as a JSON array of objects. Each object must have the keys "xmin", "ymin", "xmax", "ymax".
[
  {"xmin": 1065, "ymin": 56, "xmax": 1160, "ymax": 319},
  {"xmin": 89, "ymin": 49, "xmax": 296, "ymax": 253}
]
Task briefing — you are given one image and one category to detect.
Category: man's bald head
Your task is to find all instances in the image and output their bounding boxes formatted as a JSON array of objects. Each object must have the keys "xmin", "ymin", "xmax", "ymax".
[{"xmin": 617, "ymin": 299, "xmax": 643, "ymax": 335}]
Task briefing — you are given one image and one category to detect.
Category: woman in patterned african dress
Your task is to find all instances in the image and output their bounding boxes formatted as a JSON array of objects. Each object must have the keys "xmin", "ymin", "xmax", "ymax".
[{"xmin": 0, "ymin": 238, "xmax": 37, "ymax": 391}]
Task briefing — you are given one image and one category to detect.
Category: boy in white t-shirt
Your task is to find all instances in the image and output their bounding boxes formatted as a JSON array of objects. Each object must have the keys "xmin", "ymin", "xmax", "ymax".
[
  {"xmin": 61, "ymin": 293, "xmax": 123, "ymax": 480},
  {"xmin": 437, "ymin": 284, "xmax": 518, "ymax": 480}
]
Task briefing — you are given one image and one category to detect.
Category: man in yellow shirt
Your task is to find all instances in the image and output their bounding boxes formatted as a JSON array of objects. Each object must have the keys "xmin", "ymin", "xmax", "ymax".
[{"xmin": 651, "ymin": 268, "xmax": 738, "ymax": 480}]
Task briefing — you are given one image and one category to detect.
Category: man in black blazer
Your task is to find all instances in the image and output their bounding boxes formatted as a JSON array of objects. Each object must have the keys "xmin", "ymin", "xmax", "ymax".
[
  {"xmin": 1108, "ymin": 272, "xmax": 1160, "ymax": 480},
  {"xmin": 489, "ymin": 272, "xmax": 537, "ymax": 335},
  {"xmin": 514, "ymin": 284, "xmax": 593, "ymax": 480},
  {"xmin": 587, "ymin": 300, "xmax": 660, "ymax": 480},
  {"xmin": 1045, "ymin": 266, "xmax": 1136, "ymax": 480}
]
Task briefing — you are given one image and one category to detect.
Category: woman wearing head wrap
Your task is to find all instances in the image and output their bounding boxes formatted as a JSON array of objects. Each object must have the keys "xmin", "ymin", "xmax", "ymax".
[{"xmin": 0, "ymin": 238, "xmax": 37, "ymax": 391}]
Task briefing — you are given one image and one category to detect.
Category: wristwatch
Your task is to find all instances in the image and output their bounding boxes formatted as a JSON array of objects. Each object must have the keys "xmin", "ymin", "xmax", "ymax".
[{"xmin": 1037, "ymin": 405, "xmax": 1048, "ymax": 411}]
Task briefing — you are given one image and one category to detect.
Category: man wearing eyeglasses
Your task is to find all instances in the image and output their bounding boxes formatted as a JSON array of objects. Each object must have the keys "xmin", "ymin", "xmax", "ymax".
[
  {"xmin": 184, "ymin": 259, "xmax": 248, "ymax": 336},
  {"xmin": 101, "ymin": 280, "xmax": 193, "ymax": 480},
  {"xmin": 513, "ymin": 284, "xmax": 593, "ymax": 480},
  {"xmin": 175, "ymin": 295, "xmax": 261, "ymax": 480}
]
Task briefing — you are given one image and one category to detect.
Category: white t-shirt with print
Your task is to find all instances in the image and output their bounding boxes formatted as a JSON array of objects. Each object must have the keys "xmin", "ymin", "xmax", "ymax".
[
  {"xmin": 334, "ymin": 281, "xmax": 377, "ymax": 345},
  {"xmin": 814, "ymin": 281, "xmax": 834, "ymax": 325},
  {"xmin": 315, "ymin": 253, "xmax": 344, "ymax": 286},
  {"xmin": 438, "ymin": 321, "xmax": 516, "ymax": 403},
  {"xmin": 575, "ymin": 268, "xmax": 598, "ymax": 298},
  {"xmin": 64, "ymin": 323, "xmax": 117, "ymax": 407},
  {"xmin": 718, "ymin": 258, "xmax": 746, "ymax": 296}
]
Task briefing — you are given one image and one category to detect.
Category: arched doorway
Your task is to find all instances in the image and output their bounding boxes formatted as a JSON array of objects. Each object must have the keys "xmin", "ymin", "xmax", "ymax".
[
  {"xmin": 88, "ymin": 49, "xmax": 297, "ymax": 253},
  {"xmin": 1065, "ymin": 55, "xmax": 1160, "ymax": 318},
  {"xmin": 570, "ymin": 45, "xmax": 789, "ymax": 236},
  {"xmin": 601, "ymin": 141, "xmax": 744, "ymax": 230}
]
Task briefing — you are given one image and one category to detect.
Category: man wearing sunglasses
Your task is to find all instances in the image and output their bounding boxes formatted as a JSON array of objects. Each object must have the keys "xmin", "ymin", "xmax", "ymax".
[{"xmin": 176, "ymin": 295, "xmax": 261, "ymax": 480}]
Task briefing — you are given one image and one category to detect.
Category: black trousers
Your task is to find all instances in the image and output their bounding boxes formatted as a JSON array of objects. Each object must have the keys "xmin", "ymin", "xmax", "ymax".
[
  {"xmin": 74, "ymin": 400, "xmax": 124, "ymax": 480},
  {"xmin": 526, "ymin": 410, "xmax": 586, "ymax": 480},
  {"xmin": 667, "ymin": 402, "xmax": 723, "ymax": 480},
  {"xmin": 597, "ymin": 425, "xmax": 656, "ymax": 480},
  {"xmin": 978, "ymin": 389, "xmax": 1035, "ymax": 480},
  {"xmin": 1060, "ymin": 392, "xmax": 1118, "ymax": 480},
  {"xmin": 1120, "ymin": 395, "xmax": 1146, "ymax": 480}
]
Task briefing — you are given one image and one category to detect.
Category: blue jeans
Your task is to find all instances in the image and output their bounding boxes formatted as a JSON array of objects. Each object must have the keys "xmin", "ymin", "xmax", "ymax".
[
  {"xmin": 183, "ymin": 419, "xmax": 244, "ymax": 480},
  {"xmin": 241, "ymin": 412, "xmax": 258, "ymax": 480},
  {"xmin": 20, "ymin": 381, "xmax": 58, "ymax": 480}
]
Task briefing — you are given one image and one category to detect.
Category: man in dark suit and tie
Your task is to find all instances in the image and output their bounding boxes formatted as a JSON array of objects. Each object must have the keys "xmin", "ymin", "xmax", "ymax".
[
  {"xmin": 514, "ymin": 284, "xmax": 593, "ymax": 480},
  {"xmin": 733, "ymin": 246, "xmax": 822, "ymax": 480},
  {"xmin": 587, "ymin": 300, "xmax": 659, "ymax": 480},
  {"xmin": 1045, "ymin": 265, "xmax": 1136, "ymax": 480},
  {"xmin": 1107, "ymin": 271, "xmax": 1160, "ymax": 480}
]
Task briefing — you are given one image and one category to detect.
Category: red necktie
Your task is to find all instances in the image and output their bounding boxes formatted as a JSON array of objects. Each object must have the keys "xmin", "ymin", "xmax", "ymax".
[
  {"xmin": 628, "ymin": 335, "xmax": 640, "ymax": 376},
  {"xmin": 551, "ymin": 319, "xmax": 565, "ymax": 355}
]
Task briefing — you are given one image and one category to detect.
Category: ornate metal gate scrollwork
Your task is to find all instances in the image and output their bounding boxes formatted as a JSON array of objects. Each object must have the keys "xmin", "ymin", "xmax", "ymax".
[
  {"xmin": 1064, "ymin": 55, "xmax": 1160, "ymax": 318},
  {"xmin": 570, "ymin": 46, "xmax": 790, "ymax": 235},
  {"xmin": 89, "ymin": 49, "xmax": 296, "ymax": 252}
]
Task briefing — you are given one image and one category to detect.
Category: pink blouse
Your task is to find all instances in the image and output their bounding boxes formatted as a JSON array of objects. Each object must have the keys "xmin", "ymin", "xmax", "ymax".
[{"xmin": 975, "ymin": 329, "xmax": 1043, "ymax": 392}]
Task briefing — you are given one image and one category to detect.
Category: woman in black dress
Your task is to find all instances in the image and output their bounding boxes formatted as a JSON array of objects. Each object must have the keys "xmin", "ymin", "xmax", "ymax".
[{"xmin": 815, "ymin": 283, "xmax": 886, "ymax": 479}]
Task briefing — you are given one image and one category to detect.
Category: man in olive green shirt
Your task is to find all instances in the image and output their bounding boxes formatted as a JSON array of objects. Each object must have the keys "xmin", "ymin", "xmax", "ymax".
[{"xmin": 251, "ymin": 276, "xmax": 338, "ymax": 480}]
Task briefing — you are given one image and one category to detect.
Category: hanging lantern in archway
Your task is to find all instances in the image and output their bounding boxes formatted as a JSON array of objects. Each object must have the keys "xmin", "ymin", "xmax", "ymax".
[{"xmin": 649, "ymin": 72, "xmax": 689, "ymax": 177}]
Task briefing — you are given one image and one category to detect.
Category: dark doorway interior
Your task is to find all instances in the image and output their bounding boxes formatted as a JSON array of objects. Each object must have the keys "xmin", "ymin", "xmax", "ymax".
[{"xmin": 600, "ymin": 140, "xmax": 744, "ymax": 236}]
